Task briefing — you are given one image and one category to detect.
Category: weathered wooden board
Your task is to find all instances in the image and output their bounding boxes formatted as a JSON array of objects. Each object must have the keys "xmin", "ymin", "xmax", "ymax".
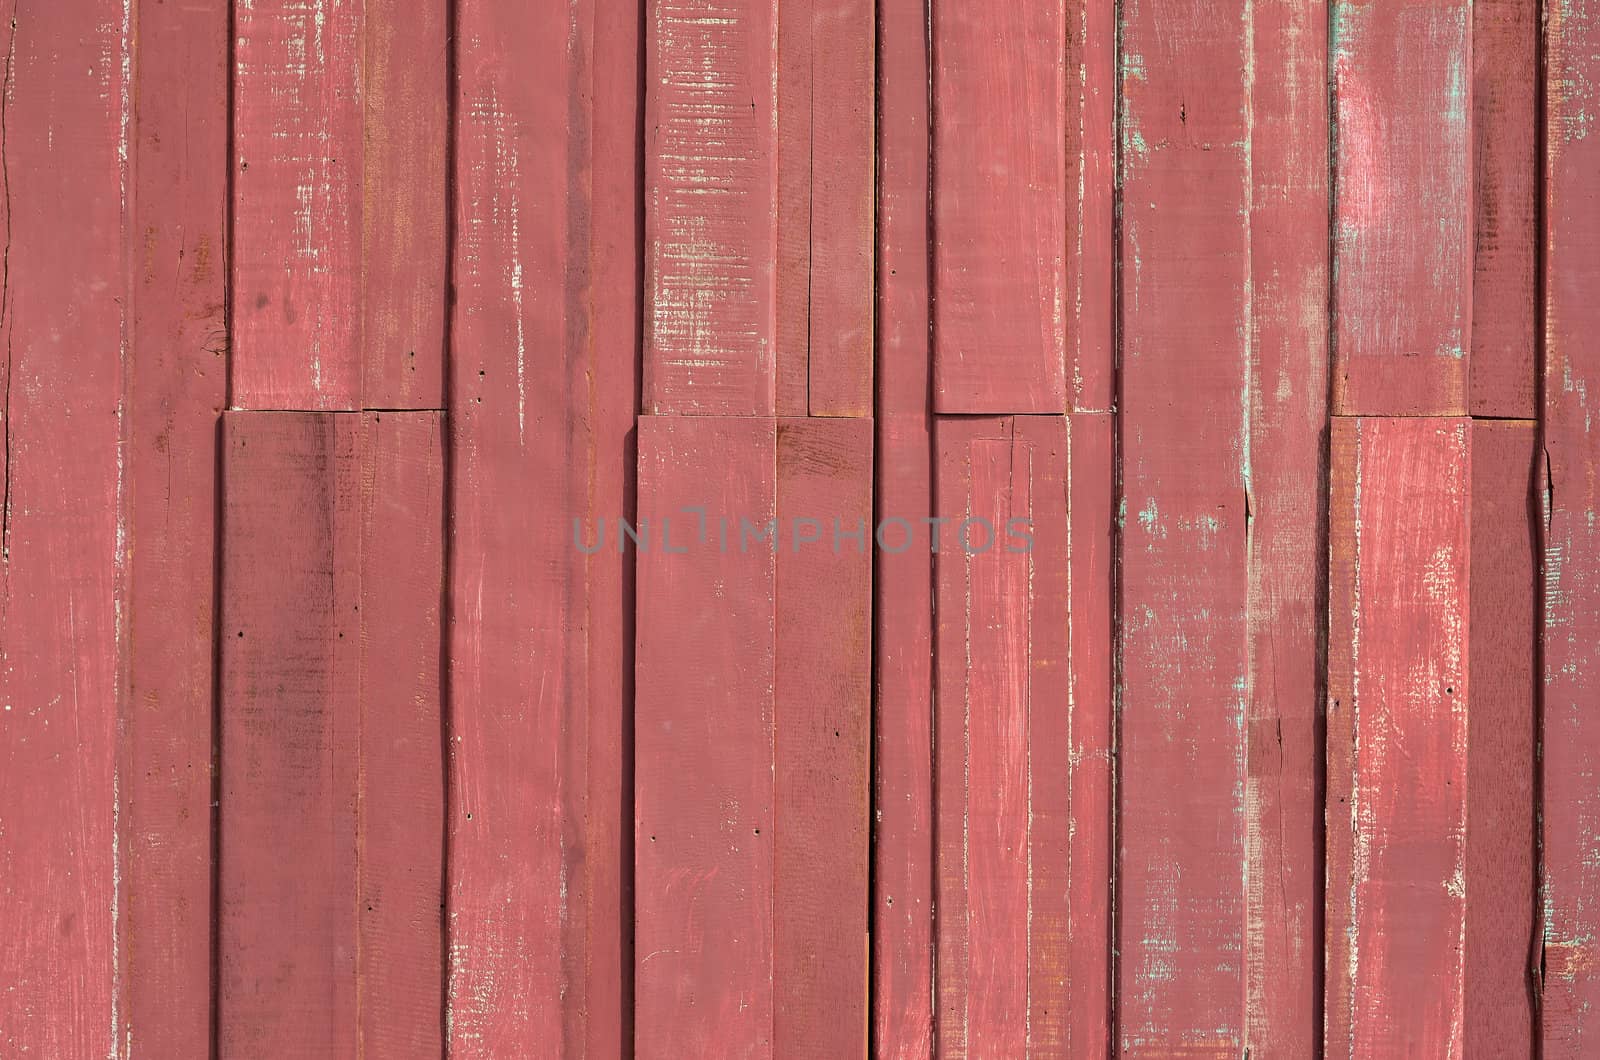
[
  {"xmin": 1117, "ymin": 0, "xmax": 1251, "ymax": 1048},
  {"xmin": 774, "ymin": 417, "xmax": 873, "ymax": 1057},
  {"xmin": 0, "ymin": 7, "xmax": 127, "ymax": 1054},
  {"xmin": 872, "ymin": 0, "xmax": 935, "ymax": 1047},
  {"xmin": 218, "ymin": 413, "xmax": 445, "ymax": 1058},
  {"xmin": 931, "ymin": 0, "xmax": 1067, "ymax": 414},
  {"xmin": 635, "ymin": 416, "xmax": 778, "ymax": 1058},
  {"xmin": 1066, "ymin": 0, "xmax": 1115, "ymax": 413},
  {"xmin": 1245, "ymin": 1, "xmax": 1330, "ymax": 1052},
  {"xmin": 933, "ymin": 415, "xmax": 1070, "ymax": 1057},
  {"xmin": 1470, "ymin": 0, "xmax": 1538, "ymax": 417},
  {"xmin": 645, "ymin": 0, "xmax": 779, "ymax": 415},
  {"xmin": 1326, "ymin": 416, "xmax": 1470, "ymax": 1058},
  {"xmin": 1331, "ymin": 0, "xmax": 1471, "ymax": 415},
  {"xmin": 123, "ymin": 0, "xmax": 228, "ymax": 1054},
  {"xmin": 776, "ymin": 0, "xmax": 873, "ymax": 417},
  {"xmin": 1542, "ymin": 0, "xmax": 1600, "ymax": 1045},
  {"xmin": 1466, "ymin": 419, "xmax": 1537, "ymax": 1057}
]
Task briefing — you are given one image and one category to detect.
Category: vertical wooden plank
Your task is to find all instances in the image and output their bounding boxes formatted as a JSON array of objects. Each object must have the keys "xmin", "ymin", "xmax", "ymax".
[
  {"xmin": 1117, "ymin": 0, "xmax": 1251, "ymax": 1049},
  {"xmin": 777, "ymin": 0, "xmax": 874, "ymax": 417},
  {"xmin": 1245, "ymin": 0, "xmax": 1330, "ymax": 1052},
  {"xmin": 1542, "ymin": 0, "xmax": 1600, "ymax": 1044},
  {"xmin": 0, "ymin": 5, "xmax": 126, "ymax": 1054},
  {"xmin": 1470, "ymin": 0, "xmax": 1538, "ymax": 417},
  {"xmin": 933, "ymin": 416, "xmax": 1070, "ymax": 1058},
  {"xmin": 1331, "ymin": 0, "xmax": 1471, "ymax": 416},
  {"xmin": 645, "ymin": 0, "xmax": 779, "ymax": 415},
  {"xmin": 124, "ymin": 0, "xmax": 228, "ymax": 1054},
  {"xmin": 1065, "ymin": 0, "xmax": 1115, "ymax": 412},
  {"xmin": 635, "ymin": 416, "xmax": 777, "ymax": 1059},
  {"xmin": 774, "ymin": 417, "xmax": 872, "ymax": 1057},
  {"xmin": 872, "ymin": 0, "xmax": 934, "ymax": 1047},
  {"xmin": 1465, "ymin": 419, "xmax": 1536, "ymax": 1057},
  {"xmin": 1325, "ymin": 416, "xmax": 1470, "ymax": 1058},
  {"xmin": 931, "ymin": 0, "xmax": 1067, "ymax": 414}
]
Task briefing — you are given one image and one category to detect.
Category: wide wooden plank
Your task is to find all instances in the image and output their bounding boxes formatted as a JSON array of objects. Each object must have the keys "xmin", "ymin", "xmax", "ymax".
[
  {"xmin": 774, "ymin": 417, "xmax": 872, "ymax": 1057},
  {"xmin": 645, "ymin": 0, "xmax": 779, "ymax": 415},
  {"xmin": 122, "ymin": 0, "xmax": 228, "ymax": 1053},
  {"xmin": 0, "ymin": 7, "xmax": 126, "ymax": 1054},
  {"xmin": 1066, "ymin": 0, "xmax": 1115, "ymax": 412},
  {"xmin": 635, "ymin": 416, "xmax": 777, "ymax": 1058},
  {"xmin": 776, "ymin": 0, "xmax": 873, "ymax": 416},
  {"xmin": 1117, "ymin": 0, "xmax": 1251, "ymax": 1048},
  {"xmin": 1465, "ymin": 420, "xmax": 1537, "ymax": 1057},
  {"xmin": 1331, "ymin": 0, "xmax": 1471, "ymax": 415},
  {"xmin": 1470, "ymin": 0, "xmax": 1538, "ymax": 416},
  {"xmin": 872, "ymin": 0, "xmax": 935, "ymax": 1046},
  {"xmin": 931, "ymin": 0, "xmax": 1067, "ymax": 413},
  {"xmin": 1325, "ymin": 416, "xmax": 1470, "ymax": 1058},
  {"xmin": 933, "ymin": 415, "xmax": 1070, "ymax": 1057},
  {"xmin": 1245, "ymin": 1, "xmax": 1330, "ymax": 1052},
  {"xmin": 1542, "ymin": 0, "xmax": 1600, "ymax": 1045}
]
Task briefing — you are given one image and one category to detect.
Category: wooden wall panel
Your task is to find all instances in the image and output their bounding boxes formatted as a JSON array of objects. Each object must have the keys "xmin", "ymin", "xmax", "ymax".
[
  {"xmin": 1331, "ymin": 0, "xmax": 1471, "ymax": 415},
  {"xmin": 1066, "ymin": 0, "xmax": 1116, "ymax": 413},
  {"xmin": 1326, "ymin": 416, "xmax": 1470, "ymax": 1058},
  {"xmin": 1117, "ymin": 0, "xmax": 1251, "ymax": 1049}
]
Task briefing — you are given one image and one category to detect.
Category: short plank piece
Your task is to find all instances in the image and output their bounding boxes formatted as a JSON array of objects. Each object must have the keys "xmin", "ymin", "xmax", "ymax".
[
  {"xmin": 1325, "ymin": 416, "xmax": 1470, "ymax": 1058},
  {"xmin": 1117, "ymin": 0, "xmax": 1251, "ymax": 1047},
  {"xmin": 0, "ymin": 8, "xmax": 126, "ymax": 1054},
  {"xmin": 873, "ymin": 0, "xmax": 936, "ymax": 1047},
  {"xmin": 931, "ymin": 0, "xmax": 1067, "ymax": 413},
  {"xmin": 933, "ymin": 416, "xmax": 1070, "ymax": 1057},
  {"xmin": 1065, "ymin": 0, "xmax": 1115, "ymax": 412},
  {"xmin": 1470, "ymin": 0, "xmax": 1538, "ymax": 417},
  {"xmin": 776, "ymin": 0, "xmax": 873, "ymax": 416},
  {"xmin": 1466, "ymin": 420, "xmax": 1537, "ymax": 1056},
  {"xmin": 123, "ymin": 0, "xmax": 229, "ymax": 1053},
  {"xmin": 635, "ymin": 416, "xmax": 777, "ymax": 1058},
  {"xmin": 774, "ymin": 417, "xmax": 873, "ymax": 1057},
  {"xmin": 645, "ymin": 0, "xmax": 779, "ymax": 415},
  {"xmin": 1331, "ymin": 0, "xmax": 1471, "ymax": 415},
  {"xmin": 1542, "ymin": 0, "xmax": 1600, "ymax": 1046},
  {"xmin": 1245, "ymin": 0, "xmax": 1331, "ymax": 1051}
]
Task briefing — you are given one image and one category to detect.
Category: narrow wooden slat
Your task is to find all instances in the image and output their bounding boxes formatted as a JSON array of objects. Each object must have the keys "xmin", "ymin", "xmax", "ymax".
[
  {"xmin": 645, "ymin": 0, "xmax": 779, "ymax": 415},
  {"xmin": 774, "ymin": 417, "xmax": 872, "ymax": 1057},
  {"xmin": 1066, "ymin": 0, "xmax": 1115, "ymax": 413},
  {"xmin": 1117, "ymin": 0, "xmax": 1251, "ymax": 1048},
  {"xmin": 1465, "ymin": 419, "xmax": 1537, "ymax": 1057},
  {"xmin": 635, "ymin": 416, "xmax": 777, "ymax": 1058},
  {"xmin": 0, "ymin": 8, "xmax": 126, "ymax": 1054},
  {"xmin": 931, "ymin": 0, "xmax": 1067, "ymax": 413},
  {"xmin": 776, "ymin": 0, "xmax": 874, "ymax": 416},
  {"xmin": 1331, "ymin": 0, "xmax": 1471, "ymax": 415},
  {"xmin": 872, "ymin": 0, "xmax": 935, "ymax": 1046},
  {"xmin": 123, "ymin": 0, "xmax": 228, "ymax": 1053},
  {"xmin": 1325, "ymin": 416, "xmax": 1470, "ymax": 1058},
  {"xmin": 1471, "ymin": 0, "xmax": 1538, "ymax": 417},
  {"xmin": 933, "ymin": 415, "xmax": 1070, "ymax": 1057},
  {"xmin": 1245, "ymin": 0, "xmax": 1330, "ymax": 1051}
]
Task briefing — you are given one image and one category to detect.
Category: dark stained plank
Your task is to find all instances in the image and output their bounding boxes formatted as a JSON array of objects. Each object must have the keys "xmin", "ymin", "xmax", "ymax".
[{"xmin": 1066, "ymin": 0, "xmax": 1115, "ymax": 413}]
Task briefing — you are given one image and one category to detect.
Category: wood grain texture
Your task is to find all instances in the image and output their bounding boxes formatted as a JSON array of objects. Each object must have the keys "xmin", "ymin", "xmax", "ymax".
[
  {"xmin": 776, "ymin": 0, "xmax": 873, "ymax": 417},
  {"xmin": 635, "ymin": 416, "xmax": 777, "ymax": 1059},
  {"xmin": 1117, "ymin": 0, "xmax": 1251, "ymax": 1048},
  {"xmin": 931, "ymin": 0, "xmax": 1067, "ymax": 414},
  {"xmin": 1325, "ymin": 416, "xmax": 1470, "ymax": 1059},
  {"xmin": 123, "ymin": 0, "xmax": 228, "ymax": 1053},
  {"xmin": 1066, "ymin": 0, "xmax": 1115, "ymax": 413},
  {"xmin": 0, "ymin": 6, "xmax": 127, "ymax": 1054},
  {"xmin": 1331, "ymin": 0, "xmax": 1471, "ymax": 416},
  {"xmin": 1245, "ymin": 0, "xmax": 1330, "ymax": 1052},
  {"xmin": 872, "ymin": 0, "xmax": 935, "ymax": 1048},
  {"xmin": 774, "ymin": 417, "xmax": 872, "ymax": 1057},
  {"xmin": 1465, "ymin": 419, "xmax": 1537, "ymax": 1058},
  {"xmin": 1542, "ymin": 0, "xmax": 1600, "ymax": 1045},
  {"xmin": 933, "ymin": 415, "xmax": 1071, "ymax": 1057},
  {"xmin": 645, "ymin": 0, "xmax": 779, "ymax": 415},
  {"xmin": 1470, "ymin": 0, "xmax": 1538, "ymax": 417}
]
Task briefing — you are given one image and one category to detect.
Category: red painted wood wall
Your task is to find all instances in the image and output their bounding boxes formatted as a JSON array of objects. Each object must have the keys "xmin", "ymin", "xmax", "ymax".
[{"xmin": 0, "ymin": 0, "xmax": 1573, "ymax": 1056}]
